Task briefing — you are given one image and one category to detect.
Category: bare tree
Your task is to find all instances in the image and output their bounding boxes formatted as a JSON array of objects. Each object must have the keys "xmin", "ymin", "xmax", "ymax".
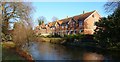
[
  {"xmin": 52, "ymin": 16, "xmax": 58, "ymax": 22},
  {"xmin": 104, "ymin": 1, "xmax": 120, "ymax": 13},
  {"xmin": 37, "ymin": 16, "xmax": 46, "ymax": 25},
  {"xmin": 1, "ymin": 2, "xmax": 34, "ymax": 34},
  {"xmin": 13, "ymin": 21, "xmax": 34, "ymax": 48}
]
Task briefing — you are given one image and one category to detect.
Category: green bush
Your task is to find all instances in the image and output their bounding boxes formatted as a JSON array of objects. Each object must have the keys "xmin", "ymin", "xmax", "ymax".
[
  {"xmin": 47, "ymin": 33, "xmax": 61, "ymax": 38},
  {"xmin": 64, "ymin": 34, "xmax": 85, "ymax": 39}
]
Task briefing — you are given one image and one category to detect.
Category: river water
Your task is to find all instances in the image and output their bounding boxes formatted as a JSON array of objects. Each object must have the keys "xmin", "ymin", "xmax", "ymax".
[{"xmin": 25, "ymin": 42, "xmax": 119, "ymax": 61}]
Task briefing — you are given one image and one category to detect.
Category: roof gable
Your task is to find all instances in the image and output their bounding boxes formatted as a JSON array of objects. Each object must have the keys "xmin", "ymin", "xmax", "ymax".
[
  {"xmin": 57, "ymin": 10, "xmax": 95, "ymax": 25},
  {"xmin": 73, "ymin": 10, "xmax": 95, "ymax": 21}
]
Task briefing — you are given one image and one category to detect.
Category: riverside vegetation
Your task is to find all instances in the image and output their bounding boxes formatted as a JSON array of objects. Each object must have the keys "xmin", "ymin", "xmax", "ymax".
[{"xmin": 1, "ymin": 1, "xmax": 120, "ymax": 61}]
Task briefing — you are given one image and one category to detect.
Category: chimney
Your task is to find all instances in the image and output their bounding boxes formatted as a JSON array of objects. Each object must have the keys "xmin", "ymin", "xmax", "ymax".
[
  {"xmin": 83, "ymin": 11, "xmax": 85, "ymax": 14},
  {"xmin": 66, "ymin": 16, "xmax": 69, "ymax": 18}
]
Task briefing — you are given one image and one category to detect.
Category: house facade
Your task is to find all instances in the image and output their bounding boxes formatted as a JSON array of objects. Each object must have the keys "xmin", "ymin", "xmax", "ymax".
[{"xmin": 35, "ymin": 10, "xmax": 101, "ymax": 36}]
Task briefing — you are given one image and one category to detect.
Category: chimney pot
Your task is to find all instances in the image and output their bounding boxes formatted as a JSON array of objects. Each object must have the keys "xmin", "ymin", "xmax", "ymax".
[
  {"xmin": 83, "ymin": 11, "xmax": 85, "ymax": 14},
  {"xmin": 67, "ymin": 16, "xmax": 69, "ymax": 18}
]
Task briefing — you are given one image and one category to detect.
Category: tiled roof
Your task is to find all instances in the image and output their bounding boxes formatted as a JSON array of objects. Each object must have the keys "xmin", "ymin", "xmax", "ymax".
[
  {"xmin": 48, "ymin": 21, "xmax": 56, "ymax": 27},
  {"xmin": 73, "ymin": 10, "xmax": 95, "ymax": 21},
  {"xmin": 41, "ymin": 10, "xmax": 96, "ymax": 28},
  {"xmin": 41, "ymin": 23, "xmax": 46, "ymax": 29},
  {"xmin": 48, "ymin": 22, "xmax": 53, "ymax": 27},
  {"xmin": 57, "ymin": 10, "xmax": 95, "ymax": 24},
  {"xmin": 58, "ymin": 17, "xmax": 71, "ymax": 24}
]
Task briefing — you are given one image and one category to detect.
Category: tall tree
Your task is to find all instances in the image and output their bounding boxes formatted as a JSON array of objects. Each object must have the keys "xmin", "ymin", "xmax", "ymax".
[
  {"xmin": 37, "ymin": 16, "xmax": 46, "ymax": 25},
  {"xmin": 104, "ymin": 1, "xmax": 120, "ymax": 13},
  {"xmin": 13, "ymin": 21, "xmax": 34, "ymax": 48},
  {"xmin": 94, "ymin": 8, "xmax": 120, "ymax": 48},
  {"xmin": 52, "ymin": 16, "xmax": 58, "ymax": 22},
  {"xmin": 1, "ymin": 2, "xmax": 33, "ymax": 34}
]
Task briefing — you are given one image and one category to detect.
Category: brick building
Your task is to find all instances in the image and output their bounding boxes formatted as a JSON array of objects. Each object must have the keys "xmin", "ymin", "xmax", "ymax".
[{"xmin": 35, "ymin": 10, "xmax": 101, "ymax": 36}]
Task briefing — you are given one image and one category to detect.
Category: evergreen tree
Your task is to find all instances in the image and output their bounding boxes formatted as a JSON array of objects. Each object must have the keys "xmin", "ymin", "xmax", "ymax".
[{"xmin": 94, "ymin": 8, "xmax": 120, "ymax": 49}]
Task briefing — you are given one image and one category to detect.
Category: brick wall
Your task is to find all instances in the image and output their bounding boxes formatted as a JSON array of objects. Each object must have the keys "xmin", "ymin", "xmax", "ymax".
[{"xmin": 83, "ymin": 11, "xmax": 101, "ymax": 34}]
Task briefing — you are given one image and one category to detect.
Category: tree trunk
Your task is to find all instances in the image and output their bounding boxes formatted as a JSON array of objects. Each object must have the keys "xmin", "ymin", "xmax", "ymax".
[{"xmin": 2, "ymin": 20, "xmax": 9, "ymax": 35}]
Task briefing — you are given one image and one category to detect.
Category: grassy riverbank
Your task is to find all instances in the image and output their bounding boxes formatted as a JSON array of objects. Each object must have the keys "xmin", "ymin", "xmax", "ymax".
[
  {"xmin": 2, "ymin": 47, "xmax": 25, "ymax": 60},
  {"xmin": 1, "ymin": 42, "xmax": 34, "ymax": 62},
  {"xmin": 36, "ymin": 35, "xmax": 120, "ymax": 52},
  {"xmin": 1, "ymin": 42, "xmax": 25, "ymax": 60},
  {"xmin": 35, "ymin": 37, "xmax": 64, "ymax": 44},
  {"xmin": 35, "ymin": 36, "xmax": 120, "ymax": 60}
]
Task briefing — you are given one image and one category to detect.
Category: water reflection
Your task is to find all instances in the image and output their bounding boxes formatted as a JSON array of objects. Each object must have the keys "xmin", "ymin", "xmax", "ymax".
[
  {"xmin": 27, "ymin": 42, "xmax": 107, "ymax": 60},
  {"xmin": 83, "ymin": 52, "xmax": 104, "ymax": 62}
]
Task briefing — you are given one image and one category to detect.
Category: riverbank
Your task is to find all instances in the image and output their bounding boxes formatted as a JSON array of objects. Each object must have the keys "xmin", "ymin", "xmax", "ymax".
[
  {"xmin": 35, "ymin": 37, "xmax": 120, "ymax": 55},
  {"xmin": 35, "ymin": 37, "xmax": 97, "ymax": 47},
  {"xmin": 25, "ymin": 41, "xmax": 120, "ymax": 61},
  {"xmin": 1, "ymin": 42, "xmax": 34, "ymax": 62},
  {"xmin": 35, "ymin": 37, "xmax": 64, "ymax": 44}
]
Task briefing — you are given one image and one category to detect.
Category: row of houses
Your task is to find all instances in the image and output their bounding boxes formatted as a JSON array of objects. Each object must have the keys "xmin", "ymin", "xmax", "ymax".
[{"xmin": 35, "ymin": 10, "xmax": 101, "ymax": 36}]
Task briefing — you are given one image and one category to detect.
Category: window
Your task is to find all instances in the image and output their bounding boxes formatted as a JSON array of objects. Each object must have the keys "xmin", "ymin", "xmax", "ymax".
[
  {"xmin": 94, "ymin": 22, "xmax": 96, "ymax": 26},
  {"xmin": 73, "ymin": 22, "xmax": 75, "ymax": 24},
  {"xmin": 66, "ymin": 25, "xmax": 68, "ymax": 28},
  {"xmin": 79, "ymin": 21, "xmax": 82, "ymax": 26},
  {"xmin": 70, "ymin": 31, "xmax": 72, "ymax": 34},
  {"xmin": 51, "ymin": 28, "xmax": 52, "ymax": 30},
  {"xmin": 62, "ymin": 26, "xmax": 64, "ymax": 28},
  {"xmin": 92, "ymin": 15, "xmax": 94, "ymax": 18},
  {"xmin": 79, "ymin": 29, "xmax": 83, "ymax": 33},
  {"xmin": 56, "ymin": 25, "xmax": 59, "ymax": 28},
  {"xmin": 74, "ymin": 30, "xmax": 76, "ymax": 34},
  {"xmin": 66, "ymin": 31, "xmax": 68, "ymax": 34}
]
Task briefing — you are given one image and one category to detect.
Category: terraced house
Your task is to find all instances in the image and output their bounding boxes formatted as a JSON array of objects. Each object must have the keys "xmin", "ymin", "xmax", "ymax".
[{"xmin": 35, "ymin": 10, "xmax": 101, "ymax": 36}]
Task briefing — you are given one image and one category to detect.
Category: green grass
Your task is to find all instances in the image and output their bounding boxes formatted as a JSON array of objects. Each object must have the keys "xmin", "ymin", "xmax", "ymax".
[
  {"xmin": 0, "ymin": 42, "xmax": 25, "ymax": 60},
  {"xmin": 2, "ymin": 47, "xmax": 25, "ymax": 60}
]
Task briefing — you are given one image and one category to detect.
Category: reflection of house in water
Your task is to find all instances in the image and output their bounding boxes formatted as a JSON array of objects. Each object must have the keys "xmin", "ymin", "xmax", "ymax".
[
  {"xmin": 83, "ymin": 52, "xmax": 104, "ymax": 60},
  {"xmin": 35, "ymin": 10, "xmax": 101, "ymax": 36}
]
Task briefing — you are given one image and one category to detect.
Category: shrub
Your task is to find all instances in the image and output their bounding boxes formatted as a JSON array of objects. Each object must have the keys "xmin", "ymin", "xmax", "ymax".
[
  {"xmin": 64, "ymin": 34, "xmax": 85, "ymax": 39},
  {"xmin": 47, "ymin": 33, "xmax": 61, "ymax": 38},
  {"xmin": 13, "ymin": 21, "xmax": 35, "ymax": 48}
]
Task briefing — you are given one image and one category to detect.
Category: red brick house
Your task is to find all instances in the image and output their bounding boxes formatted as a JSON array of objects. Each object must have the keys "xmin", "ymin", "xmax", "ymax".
[
  {"xmin": 35, "ymin": 10, "xmax": 101, "ymax": 35},
  {"xmin": 54, "ymin": 10, "xmax": 101, "ymax": 35}
]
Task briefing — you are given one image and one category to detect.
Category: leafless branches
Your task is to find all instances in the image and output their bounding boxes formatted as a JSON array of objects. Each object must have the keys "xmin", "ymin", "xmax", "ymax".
[
  {"xmin": 13, "ymin": 21, "xmax": 34, "ymax": 48},
  {"xmin": 1, "ymin": 2, "xmax": 34, "ymax": 34},
  {"xmin": 104, "ymin": 1, "xmax": 120, "ymax": 13}
]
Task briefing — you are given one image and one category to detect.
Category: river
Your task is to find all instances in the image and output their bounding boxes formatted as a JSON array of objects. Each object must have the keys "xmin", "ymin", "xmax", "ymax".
[{"xmin": 25, "ymin": 41, "xmax": 119, "ymax": 61}]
